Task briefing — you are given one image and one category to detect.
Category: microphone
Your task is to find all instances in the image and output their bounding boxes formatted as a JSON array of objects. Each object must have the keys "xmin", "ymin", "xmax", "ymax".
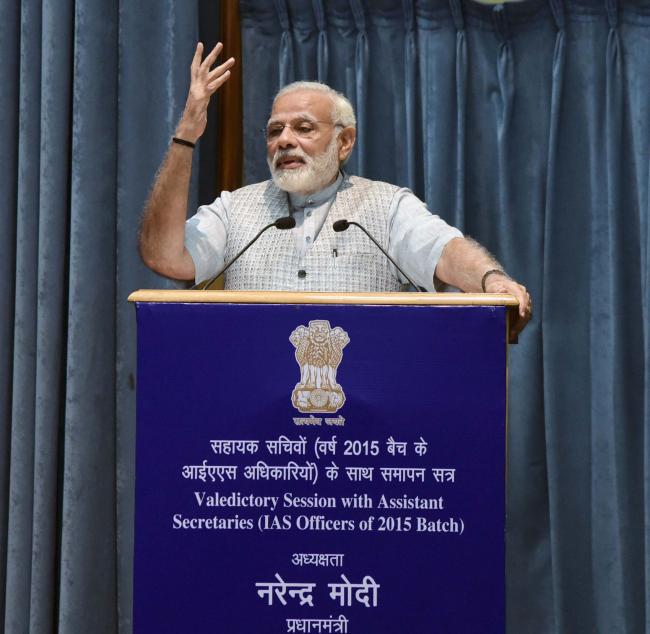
[
  {"xmin": 332, "ymin": 219, "xmax": 423, "ymax": 292},
  {"xmin": 195, "ymin": 215, "xmax": 296, "ymax": 290},
  {"xmin": 274, "ymin": 216, "xmax": 296, "ymax": 230}
]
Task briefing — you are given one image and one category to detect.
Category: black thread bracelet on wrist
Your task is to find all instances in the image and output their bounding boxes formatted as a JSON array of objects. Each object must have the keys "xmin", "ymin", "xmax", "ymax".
[
  {"xmin": 172, "ymin": 136, "xmax": 196, "ymax": 149},
  {"xmin": 481, "ymin": 269, "xmax": 508, "ymax": 292}
]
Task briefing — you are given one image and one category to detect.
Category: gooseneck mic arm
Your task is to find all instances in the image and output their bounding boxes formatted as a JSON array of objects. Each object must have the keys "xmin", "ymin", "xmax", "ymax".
[
  {"xmin": 194, "ymin": 215, "xmax": 296, "ymax": 290},
  {"xmin": 332, "ymin": 219, "xmax": 423, "ymax": 292}
]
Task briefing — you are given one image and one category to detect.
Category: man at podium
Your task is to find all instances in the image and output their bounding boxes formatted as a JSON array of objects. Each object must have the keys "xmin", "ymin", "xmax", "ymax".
[{"xmin": 138, "ymin": 42, "xmax": 532, "ymax": 339}]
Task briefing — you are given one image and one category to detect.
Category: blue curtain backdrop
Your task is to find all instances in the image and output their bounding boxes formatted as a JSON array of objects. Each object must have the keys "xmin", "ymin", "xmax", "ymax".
[
  {"xmin": 1, "ymin": 0, "xmax": 648, "ymax": 633},
  {"xmin": 238, "ymin": 1, "xmax": 650, "ymax": 633},
  {"xmin": 0, "ymin": 1, "xmax": 220, "ymax": 632}
]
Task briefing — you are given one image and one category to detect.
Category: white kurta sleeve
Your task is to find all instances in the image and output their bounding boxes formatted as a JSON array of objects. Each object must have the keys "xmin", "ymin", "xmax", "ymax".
[
  {"xmin": 184, "ymin": 190, "xmax": 232, "ymax": 284},
  {"xmin": 387, "ymin": 189, "xmax": 463, "ymax": 292}
]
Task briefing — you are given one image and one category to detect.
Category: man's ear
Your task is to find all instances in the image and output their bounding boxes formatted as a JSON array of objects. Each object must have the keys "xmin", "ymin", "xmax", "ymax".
[{"xmin": 337, "ymin": 127, "xmax": 356, "ymax": 163}]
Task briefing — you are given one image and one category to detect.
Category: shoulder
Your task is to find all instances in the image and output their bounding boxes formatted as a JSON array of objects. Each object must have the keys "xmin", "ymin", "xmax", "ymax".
[
  {"xmin": 343, "ymin": 176, "xmax": 431, "ymax": 214},
  {"xmin": 344, "ymin": 174, "xmax": 401, "ymax": 196},
  {"xmin": 339, "ymin": 176, "xmax": 402, "ymax": 212},
  {"xmin": 230, "ymin": 179, "xmax": 285, "ymax": 204}
]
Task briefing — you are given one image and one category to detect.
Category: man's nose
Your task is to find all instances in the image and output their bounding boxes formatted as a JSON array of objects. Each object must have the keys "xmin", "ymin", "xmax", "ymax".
[{"xmin": 277, "ymin": 125, "xmax": 297, "ymax": 148}]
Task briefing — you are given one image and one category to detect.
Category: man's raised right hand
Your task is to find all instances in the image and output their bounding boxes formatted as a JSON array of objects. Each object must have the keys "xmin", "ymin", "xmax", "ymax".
[{"xmin": 175, "ymin": 42, "xmax": 235, "ymax": 143}]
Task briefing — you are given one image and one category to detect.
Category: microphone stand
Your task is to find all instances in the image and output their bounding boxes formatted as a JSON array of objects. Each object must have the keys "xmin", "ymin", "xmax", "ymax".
[{"xmin": 332, "ymin": 219, "xmax": 424, "ymax": 292}]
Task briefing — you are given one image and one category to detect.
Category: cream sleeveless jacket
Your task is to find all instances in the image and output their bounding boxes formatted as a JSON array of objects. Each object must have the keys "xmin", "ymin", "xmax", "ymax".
[{"xmin": 223, "ymin": 175, "xmax": 405, "ymax": 292}]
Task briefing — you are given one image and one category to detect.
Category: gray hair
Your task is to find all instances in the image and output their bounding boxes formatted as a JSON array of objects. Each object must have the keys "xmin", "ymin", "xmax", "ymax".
[{"xmin": 273, "ymin": 81, "xmax": 356, "ymax": 129}]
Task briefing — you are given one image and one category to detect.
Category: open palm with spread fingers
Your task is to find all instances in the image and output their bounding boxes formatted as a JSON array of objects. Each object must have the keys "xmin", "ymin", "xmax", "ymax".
[{"xmin": 176, "ymin": 42, "xmax": 235, "ymax": 143}]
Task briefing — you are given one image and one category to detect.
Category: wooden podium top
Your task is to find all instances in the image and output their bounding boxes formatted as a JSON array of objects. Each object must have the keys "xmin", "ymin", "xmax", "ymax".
[{"xmin": 128, "ymin": 289, "xmax": 518, "ymax": 307}]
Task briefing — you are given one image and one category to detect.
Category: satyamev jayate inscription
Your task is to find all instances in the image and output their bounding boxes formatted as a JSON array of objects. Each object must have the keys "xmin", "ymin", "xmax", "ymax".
[{"xmin": 133, "ymin": 297, "xmax": 507, "ymax": 633}]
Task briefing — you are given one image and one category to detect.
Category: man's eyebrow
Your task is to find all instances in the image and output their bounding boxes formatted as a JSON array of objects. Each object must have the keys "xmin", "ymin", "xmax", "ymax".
[{"xmin": 266, "ymin": 113, "xmax": 317, "ymax": 125}]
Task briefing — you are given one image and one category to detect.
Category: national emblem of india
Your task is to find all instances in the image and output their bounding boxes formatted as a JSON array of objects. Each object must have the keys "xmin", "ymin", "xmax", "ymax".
[{"xmin": 289, "ymin": 320, "xmax": 350, "ymax": 413}]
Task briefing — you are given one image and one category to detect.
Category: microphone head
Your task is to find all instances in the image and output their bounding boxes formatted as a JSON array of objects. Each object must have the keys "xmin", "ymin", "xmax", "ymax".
[
  {"xmin": 332, "ymin": 219, "xmax": 350, "ymax": 232},
  {"xmin": 274, "ymin": 216, "xmax": 296, "ymax": 230}
]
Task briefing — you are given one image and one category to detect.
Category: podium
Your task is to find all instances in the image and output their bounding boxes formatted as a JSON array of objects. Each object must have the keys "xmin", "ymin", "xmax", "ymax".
[{"xmin": 129, "ymin": 290, "xmax": 516, "ymax": 633}]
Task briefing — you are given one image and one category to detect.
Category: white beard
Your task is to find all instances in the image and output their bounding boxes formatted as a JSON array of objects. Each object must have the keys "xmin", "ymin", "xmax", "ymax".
[{"xmin": 267, "ymin": 136, "xmax": 340, "ymax": 195}]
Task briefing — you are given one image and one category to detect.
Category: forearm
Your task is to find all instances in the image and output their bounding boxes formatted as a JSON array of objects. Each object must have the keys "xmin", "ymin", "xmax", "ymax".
[
  {"xmin": 138, "ymin": 141, "xmax": 196, "ymax": 280},
  {"xmin": 434, "ymin": 237, "xmax": 503, "ymax": 292},
  {"xmin": 435, "ymin": 236, "xmax": 532, "ymax": 341}
]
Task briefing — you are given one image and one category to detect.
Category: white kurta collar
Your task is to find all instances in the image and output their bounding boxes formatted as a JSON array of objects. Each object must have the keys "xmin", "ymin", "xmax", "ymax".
[{"xmin": 288, "ymin": 171, "xmax": 344, "ymax": 209}]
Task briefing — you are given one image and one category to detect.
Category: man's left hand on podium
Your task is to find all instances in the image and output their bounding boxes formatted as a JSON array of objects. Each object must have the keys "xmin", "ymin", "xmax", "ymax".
[{"xmin": 483, "ymin": 274, "xmax": 532, "ymax": 343}]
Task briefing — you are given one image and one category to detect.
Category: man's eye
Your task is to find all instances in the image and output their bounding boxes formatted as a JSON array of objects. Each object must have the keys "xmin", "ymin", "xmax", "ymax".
[
  {"xmin": 267, "ymin": 127, "xmax": 283, "ymax": 138},
  {"xmin": 296, "ymin": 125, "xmax": 314, "ymax": 135}
]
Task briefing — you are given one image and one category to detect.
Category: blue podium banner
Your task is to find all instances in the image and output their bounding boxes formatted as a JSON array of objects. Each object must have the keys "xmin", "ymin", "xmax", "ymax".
[{"xmin": 134, "ymin": 299, "xmax": 507, "ymax": 633}]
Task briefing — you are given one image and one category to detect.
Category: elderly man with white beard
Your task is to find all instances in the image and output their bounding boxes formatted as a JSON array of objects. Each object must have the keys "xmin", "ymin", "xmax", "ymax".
[{"xmin": 139, "ymin": 42, "xmax": 532, "ymax": 339}]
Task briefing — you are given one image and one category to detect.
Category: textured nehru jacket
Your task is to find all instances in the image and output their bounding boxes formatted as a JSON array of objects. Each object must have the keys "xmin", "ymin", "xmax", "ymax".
[{"xmin": 223, "ymin": 175, "xmax": 405, "ymax": 291}]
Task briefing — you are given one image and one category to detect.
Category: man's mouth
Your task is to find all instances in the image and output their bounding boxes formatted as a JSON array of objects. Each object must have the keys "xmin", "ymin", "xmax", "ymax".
[{"xmin": 276, "ymin": 156, "xmax": 306, "ymax": 169}]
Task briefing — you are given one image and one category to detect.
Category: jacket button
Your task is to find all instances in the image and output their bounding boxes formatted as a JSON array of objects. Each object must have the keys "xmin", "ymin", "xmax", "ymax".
[{"xmin": 297, "ymin": 269, "xmax": 307, "ymax": 279}]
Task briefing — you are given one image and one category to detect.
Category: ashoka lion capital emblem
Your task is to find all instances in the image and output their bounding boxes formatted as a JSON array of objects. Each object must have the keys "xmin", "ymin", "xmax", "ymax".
[{"xmin": 289, "ymin": 320, "xmax": 350, "ymax": 413}]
